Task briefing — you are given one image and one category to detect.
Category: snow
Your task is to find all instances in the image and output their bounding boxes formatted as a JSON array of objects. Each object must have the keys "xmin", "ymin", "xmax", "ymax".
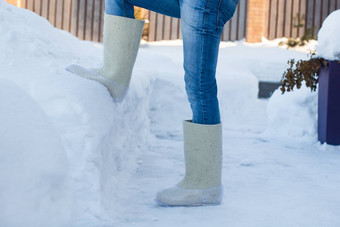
[
  {"xmin": 317, "ymin": 9, "xmax": 340, "ymax": 60},
  {"xmin": 0, "ymin": 79, "xmax": 73, "ymax": 227},
  {"xmin": 265, "ymin": 85, "xmax": 318, "ymax": 142},
  {"xmin": 1, "ymin": 1, "xmax": 340, "ymax": 226}
]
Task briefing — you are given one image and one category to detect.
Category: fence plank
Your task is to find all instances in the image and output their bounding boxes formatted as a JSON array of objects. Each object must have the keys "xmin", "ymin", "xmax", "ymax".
[
  {"xmin": 26, "ymin": 0, "xmax": 33, "ymax": 11},
  {"xmin": 237, "ymin": 0, "xmax": 247, "ymax": 40},
  {"xmin": 62, "ymin": 0, "xmax": 71, "ymax": 32},
  {"xmin": 299, "ymin": 0, "xmax": 306, "ymax": 37},
  {"xmin": 170, "ymin": 18, "xmax": 180, "ymax": 40},
  {"xmin": 70, "ymin": 0, "xmax": 78, "ymax": 37},
  {"xmin": 276, "ymin": 0, "xmax": 284, "ymax": 37},
  {"xmin": 163, "ymin": 16, "xmax": 171, "ymax": 40},
  {"xmin": 55, "ymin": 0, "xmax": 63, "ymax": 29},
  {"xmin": 92, "ymin": 0, "xmax": 101, "ymax": 42},
  {"xmin": 148, "ymin": 11, "xmax": 156, "ymax": 41}
]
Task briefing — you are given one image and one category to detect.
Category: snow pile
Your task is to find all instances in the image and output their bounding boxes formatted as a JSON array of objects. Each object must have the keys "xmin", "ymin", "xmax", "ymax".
[
  {"xmin": 0, "ymin": 1, "xmax": 154, "ymax": 226},
  {"xmin": 317, "ymin": 9, "xmax": 340, "ymax": 60},
  {"xmin": 265, "ymin": 86, "xmax": 318, "ymax": 142},
  {"xmin": 265, "ymin": 9, "xmax": 340, "ymax": 142},
  {"xmin": 0, "ymin": 80, "xmax": 73, "ymax": 227}
]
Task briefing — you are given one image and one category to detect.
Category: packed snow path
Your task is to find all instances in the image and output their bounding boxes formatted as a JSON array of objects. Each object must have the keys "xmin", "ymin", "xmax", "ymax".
[
  {"xmin": 114, "ymin": 46, "xmax": 340, "ymax": 227},
  {"xmin": 1, "ymin": 2, "xmax": 340, "ymax": 227}
]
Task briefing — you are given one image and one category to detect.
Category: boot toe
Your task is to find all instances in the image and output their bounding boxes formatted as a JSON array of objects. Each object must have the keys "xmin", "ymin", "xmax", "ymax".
[{"xmin": 155, "ymin": 185, "xmax": 223, "ymax": 207}]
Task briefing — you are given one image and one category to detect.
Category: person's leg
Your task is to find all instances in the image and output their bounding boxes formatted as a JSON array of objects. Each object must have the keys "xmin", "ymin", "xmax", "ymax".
[
  {"xmin": 106, "ymin": 0, "xmax": 181, "ymax": 18},
  {"xmin": 155, "ymin": 0, "xmax": 238, "ymax": 207},
  {"xmin": 181, "ymin": 0, "xmax": 238, "ymax": 125}
]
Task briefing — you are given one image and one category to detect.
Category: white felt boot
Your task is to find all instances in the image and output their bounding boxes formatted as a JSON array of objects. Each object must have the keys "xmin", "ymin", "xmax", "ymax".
[
  {"xmin": 66, "ymin": 14, "xmax": 144, "ymax": 102},
  {"xmin": 155, "ymin": 120, "xmax": 223, "ymax": 206}
]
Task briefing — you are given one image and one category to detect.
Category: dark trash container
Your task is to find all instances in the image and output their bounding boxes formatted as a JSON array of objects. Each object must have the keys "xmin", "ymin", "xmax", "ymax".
[
  {"xmin": 318, "ymin": 60, "xmax": 340, "ymax": 145},
  {"xmin": 258, "ymin": 81, "xmax": 281, "ymax": 99}
]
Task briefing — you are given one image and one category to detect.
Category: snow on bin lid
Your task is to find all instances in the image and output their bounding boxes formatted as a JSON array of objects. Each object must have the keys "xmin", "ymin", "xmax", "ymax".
[{"xmin": 317, "ymin": 10, "xmax": 340, "ymax": 61}]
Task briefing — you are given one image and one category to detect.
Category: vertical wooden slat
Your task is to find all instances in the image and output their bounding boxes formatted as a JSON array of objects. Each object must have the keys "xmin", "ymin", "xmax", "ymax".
[
  {"xmin": 170, "ymin": 18, "xmax": 179, "ymax": 40},
  {"xmin": 48, "ymin": 0, "xmax": 55, "ymax": 26},
  {"xmin": 40, "ymin": 0, "xmax": 47, "ymax": 19},
  {"xmin": 296, "ymin": 0, "xmax": 301, "ymax": 37},
  {"xmin": 32, "ymin": 0, "xmax": 35, "ymax": 12},
  {"xmin": 78, "ymin": 0, "xmax": 86, "ymax": 40},
  {"xmin": 322, "ymin": 0, "xmax": 329, "ymax": 26},
  {"xmin": 39, "ymin": 0, "xmax": 43, "ymax": 16},
  {"xmin": 223, "ymin": 20, "xmax": 230, "ymax": 41},
  {"xmin": 55, "ymin": 0, "xmax": 63, "ymax": 29},
  {"xmin": 319, "ymin": 0, "xmax": 324, "ymax": 28},
  {"xmin": 299, "ymin": 0, "xmax": 306, "ymax": 38},
  {"xmin": 291, "ymin": 0, "xmax": 299, "ymax": 38},
  {"xmin": 90, "ymin": 0, "xmax": 95, "ymax": 40},
  {"xmin": 99, "ymin": 0, "xmax": 104, "ymax": 42},
  {"xmin": 148, "ymin": 11, "xmax": 156, "ymax": 42},
  {"xmin": 231, "ymin": 5, "xmax": 239, "ymax": 40},
  {"xmin": 276, "ymin": 0, "xmax": 284, "ymax": 37},
  {"xmin": 312, "ymin": 0, "xmax": 316, "ymax": 35},
  {"xmin": 235, "ymin": 2, "xmax": 240, "ymax": 39},
  {"xmin": 268, "ymin": 0, "xmax": 277, "ymax": 39},
  {"xmin": 62, "ymin": 0, "xmax": 71, "ymax": 31},
  {"xmin": 156, "ymin": 14, "xmax": 164, "ymax": 41},
  {"xmin": 32, "ymin": 0, "xmax": 42, "ymax": 15},
  {"xmin": 237, "ymin": 0, "xmax": 247, "ymax": 40},
  {"xmin": 177, "ymin": 18, "xmax": 182, "ymax": 39},
  {"xmin": 162, "ymin": 14, "xmax": 166, "ymax": 41},
  {"xmin": 26, "ymin": 0, "xmax": 33, "ymax": 10},
  {"xmin": 264, "ymin": 0, "xmax": 271, "ymax": 38},
  {"xmin": 281, "ymin": 0, "xmax": 287, "ymax": 37},
  {"xmin": 163, "ymin": 16, "xmax": 171, "ymax": 40},
  {"xmin": 91, "ymin": 0, "xmax": 100, "ymax": 42},
  {"xmin": 61, "ymin": 0, "xmax": 65, "ymax": 29},
  {"xmin": 154, "ymin": 12, "xmax": 158, "ymax": 41},
  {"xmin": 83, "ymin": 0, "xmax": 90, "ymax": 40},
  {"xmin": 54, "ymin": 0, "xmax": 58, "ymax": 27},
  {"xmin": 243, "ymin": 0, "xmax": 248, "ymax": 38},
  {"xmin": 70, "ymin": 0, "xmax": 77, "ymax": 37},
  {"xmin": 306, "ymin": 0, "xmax": 314, "ymax": 34},
  {"xmin": 274, "ymin": 0, "xmax": 279, "ymax": 37}
]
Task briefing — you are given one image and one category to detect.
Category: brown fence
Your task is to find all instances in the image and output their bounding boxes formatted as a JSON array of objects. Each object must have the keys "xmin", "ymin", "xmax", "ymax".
[
  {"xmin": 148, "ymin": 0, "xmax": 249, "ymax": 41},
  {"xmin": 14, "ymin": 0, "xmax": 340, "ymax": 42},
  {"xmin": 20, "ymin": 0, "xmax": 105, "ymax": 42},
  {"xmin": 265, "ymin": 0, "xmax": 340, "ymax": 40}
]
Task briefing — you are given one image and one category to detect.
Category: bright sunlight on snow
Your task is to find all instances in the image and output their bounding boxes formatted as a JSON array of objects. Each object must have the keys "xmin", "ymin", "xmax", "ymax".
[{"xmin": 0, "ymin": 1, "xmax": 340, "ymax": 226}]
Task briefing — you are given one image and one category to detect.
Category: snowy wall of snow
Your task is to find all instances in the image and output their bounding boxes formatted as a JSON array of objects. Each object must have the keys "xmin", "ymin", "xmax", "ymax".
[
  {"xmin": 0, "ymin": 79, "xmax": 73, "ymax": 227},
  {"xmin": 0, "ymin": 1, "xmax": 154, "ymax": 226}
]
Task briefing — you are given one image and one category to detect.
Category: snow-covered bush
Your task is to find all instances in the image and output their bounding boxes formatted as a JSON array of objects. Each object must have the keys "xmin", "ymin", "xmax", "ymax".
[{"xmin": 265, "ymin": 10, "xmax": 340, "ymax": 141}]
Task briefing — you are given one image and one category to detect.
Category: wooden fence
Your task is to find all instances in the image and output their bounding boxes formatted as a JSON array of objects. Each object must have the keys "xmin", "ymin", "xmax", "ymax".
[
  {"xmin": 15, "ymin": 0, "xmax": 340, "ymax": 42},
  {"xmin": 20, "ymin": 0, "xmax": 105, "ymax": 42},
  {"xmin": 265, "ymin": 0, "xmax": 340, "ymax": 40}
]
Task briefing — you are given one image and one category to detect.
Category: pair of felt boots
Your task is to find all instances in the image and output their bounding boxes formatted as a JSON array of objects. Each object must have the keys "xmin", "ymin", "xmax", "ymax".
[{"xmin": 67, "ymin": 14, "xmax": 223, "ymax": 206}]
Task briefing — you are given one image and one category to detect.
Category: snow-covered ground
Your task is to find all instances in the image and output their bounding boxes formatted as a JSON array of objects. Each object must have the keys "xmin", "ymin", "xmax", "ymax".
[{"xmin": 1, "ymin": 1, "xmax": 340, "ymax": 226}]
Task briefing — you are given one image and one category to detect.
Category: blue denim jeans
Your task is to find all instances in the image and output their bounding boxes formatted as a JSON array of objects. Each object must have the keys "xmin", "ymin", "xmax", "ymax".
[{"xmin": 106, "ymin": 0, "xmax": 238, "ymax": 124}]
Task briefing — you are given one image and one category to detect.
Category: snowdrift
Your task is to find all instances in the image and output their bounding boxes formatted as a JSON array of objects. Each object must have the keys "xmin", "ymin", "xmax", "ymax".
[{"xmin": 0, "ymin": 1, "xmax": 154, "ymax": 226}]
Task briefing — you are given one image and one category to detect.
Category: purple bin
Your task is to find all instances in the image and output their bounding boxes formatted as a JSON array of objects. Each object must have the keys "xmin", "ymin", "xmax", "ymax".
[{"xmin": 318, "ymin": 60, "xmax": 340, "ymax": 145}]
